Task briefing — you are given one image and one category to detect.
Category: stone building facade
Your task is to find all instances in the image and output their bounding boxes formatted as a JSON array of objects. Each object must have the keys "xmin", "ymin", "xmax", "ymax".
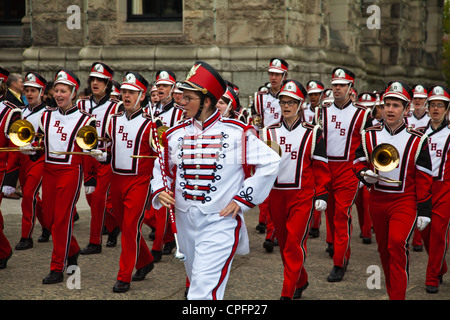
[{"xmin": 0, "ymin": 0, "xmax": 445, "ymax": 105}]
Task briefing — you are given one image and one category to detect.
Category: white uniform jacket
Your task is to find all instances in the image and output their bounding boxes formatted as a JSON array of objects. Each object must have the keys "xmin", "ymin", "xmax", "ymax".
[{"xmin": 151, "ymin": 109, "xmax": 280, "ymax": 213}]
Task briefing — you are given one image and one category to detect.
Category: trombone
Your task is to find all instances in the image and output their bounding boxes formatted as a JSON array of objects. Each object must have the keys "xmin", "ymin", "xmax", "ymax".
[
  {"xmin": 50, "ymin": 125, "xmax": 101, "ymax": 156},
  {"xmin": 0, "ymin": 119, "xmax": 43, "ymax": 152},
  {"xmin": 361, "ymin": 143, "xmax": 402, "ymax": 185}
]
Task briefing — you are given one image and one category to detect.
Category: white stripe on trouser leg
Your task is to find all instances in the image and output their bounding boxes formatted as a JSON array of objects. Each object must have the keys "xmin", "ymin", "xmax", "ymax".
[{"xmin": 176, "ymin": 206, "xmax": 239, "ymax": 300}]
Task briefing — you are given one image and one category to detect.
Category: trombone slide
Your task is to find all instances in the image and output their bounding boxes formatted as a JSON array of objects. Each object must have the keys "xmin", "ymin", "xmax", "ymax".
[{"xmin": 360, "ymin": 171, "xmax": 401, "ymax": 185}]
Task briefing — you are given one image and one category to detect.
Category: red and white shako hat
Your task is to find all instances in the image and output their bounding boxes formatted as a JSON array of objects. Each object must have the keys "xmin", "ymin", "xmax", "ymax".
[
  {"xmin": 54, "ymin": 68, "xmax": 80, "ymax": 91},
  {"xmin": 268, "ymin": 58, "xmax": 288, "ymax": 74},
  {"xmin": 24, "ymin": 72, "xmax": 47, "ymax": 90},
  {"xmin": 279, "ymin": 79, "xmax": 307, "ymax": 103},
  {"xmin": 322, "ymin": 88, "xmax": 334, "ymax": 104},
  {"xmin": 111, "ymin": 80, "xmax": 121, "ymax": 96},
  {"xmin": 155, "ymin": 70, "xmax": 176, "ymax": 86},
  {"xmin": 331, "ymin": 67, "xmax": 355, "ymax": 85},
  {"xmin": 412, "ymin": 84, "xmax": 428, "ymax": 99},
  {"xmin": 180, "ymin": 60, "xmax": 227, "ymax": 104},
  {"xmin": 174, "ymin": 81, "xmax": 183, "ymax": 94},
  {"xmin": 427, "ymin": 85, "xmax": 450, "ymax": 103},
  {"xmin": 0, "ymin": 67, "xmax": 10, "ymax": 83},
  {"xmin": 223, "ymin": 86, "xmax": 240, "ymax": 111},
  {"xmin": 89, "ymin": 62, "xmax": 114, "ymax": 80},
  {"xmin": 383, "ymin": 80, "xmax": 413, "ymax": 104},
  {"xmin": 306, "ymin": 80, "xmax": 325, "ymax": 94},
  {"xmin": 121, "ymin": 71, "xmax": 149, "ymax": 94},
  {"xmin": 357, "ymin": 92, "xmax": 377, "ymax": 107}
]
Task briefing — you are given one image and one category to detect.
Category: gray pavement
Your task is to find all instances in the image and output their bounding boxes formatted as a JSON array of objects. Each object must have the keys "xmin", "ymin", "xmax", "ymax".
[{"xmin": 0, "ymin": 190, "xmax": 448, "ymax": 301}]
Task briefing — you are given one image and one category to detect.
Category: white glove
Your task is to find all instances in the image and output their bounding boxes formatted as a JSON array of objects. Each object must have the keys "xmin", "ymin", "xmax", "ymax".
[
  {"xmin": 90, "ymin": 149, "xmax": 107, "ymax": 162},
  {"xmin": 20, "ymin": 144, "xmax": 36, "ymax": 155},
  {"xmin": 362, "ymin": 170, "xmax": 378, "ymax": 184},
  {"xmin": 85, "ymin": 186, "xmax": 95, "ymax": 195},
  {"xmin": 2, "ymin": 186, "xmax": 16, "ymax": 196},
  {"xmin": 416, "ymin": 216, "xmax": 431, "ymax": 231},
  {"xmin": 315, "ymin": 199, "xmax": 327, "ymax": 211}
]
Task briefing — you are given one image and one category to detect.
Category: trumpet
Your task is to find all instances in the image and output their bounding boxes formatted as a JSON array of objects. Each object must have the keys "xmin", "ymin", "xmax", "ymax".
[
  {"xmin": 361, "ymin": 143, "xmax": 402, "ymax": 185},
  {"xmin": 50, "ymin": 125, "xmax": 100, "ymax": 156},
  {"xmin": 0, "ymin": 119, "xmax": 43, "ymax": 152}
]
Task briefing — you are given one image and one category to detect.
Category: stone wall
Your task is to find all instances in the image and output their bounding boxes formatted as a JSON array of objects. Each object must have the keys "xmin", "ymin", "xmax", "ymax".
[{"xmin": 0, "ymin": 0, "xmax": 445, "ymax": 106}]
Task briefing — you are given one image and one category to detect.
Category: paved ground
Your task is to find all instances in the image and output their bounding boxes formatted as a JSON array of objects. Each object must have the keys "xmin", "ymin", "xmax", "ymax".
[{"xmin": 0, "ymin": 190, "xmax": 448, "ymax": 303}]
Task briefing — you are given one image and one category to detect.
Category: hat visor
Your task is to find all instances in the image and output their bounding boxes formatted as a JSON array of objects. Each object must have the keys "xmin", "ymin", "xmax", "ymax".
[
  {"xmin": 384, "ymin": 92, "xmax": 409, "ymax": 102},
  {"xmin": 428, "ymin": 96, "xmax": 450, "ymax": 102},
  {"xmin": 413, "ymin": 94, "xmax": 428, "ymax": 98},
  {"xmin": 89, "ymin": 72, "xmax": 111, "ymax": 80},
  {"xmin": 268, "ymin": 68, "xmax": 285, "ymax": 74},
  {"xmin": 156, "ymin": 80, "xmax": 175, "ymax": 86},
  {"xmin": 331, "ymin": 79, "xmax": 351, "ymax": 85},
  {"xmin": 279, "ymin": 92, "xmax": 302, "ymax": 102},
  {"xmin": 54, "ymin": 79, "xmax": 77, "ymax": 89},
  {"xmin": 24, "ymin": 82, "xmax": 44, "ymax": 89},
  {"xmin": 308, "ymin": 89, "xmax": 323, "ymax": 94},
  {"xmin": 120, "ymin": 83, "xmax": 142, "ymax": 92},
  {"xmin": 359, "ymin": 102, "xmax": 376, "ymax": 107}
]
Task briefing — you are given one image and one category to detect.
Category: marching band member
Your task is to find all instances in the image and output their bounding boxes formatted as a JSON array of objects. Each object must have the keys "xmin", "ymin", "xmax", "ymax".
[
  {"xmin": 253, "ymin": 58, "xmax": 288, "ymax": 252},
  {"xmin": 320, "ymin": 67, "xmax": 371, "ymax": 282},
  {"xmin": 0, "ymin": 66, "xmax": 21, "ymax": 269},
  {"xmin": 2, "ymin": 72, "xmax": 48, "ymax": 250},
  {"xmin": 266, "ymin": 79, "xmax": 330, "ymax": 299},
  {"xmin": 406, "ymin": 84, "xmax": 430, "ymax": 129},
  {"xmin": 304, "ymin": 80, "xmax": 326, "ymax": 238},
  {"xmin": 216, "ymin": 86, "xmax": 239, "ymax": 119},
  {"xmin": 144, "ymin": 70, "xmax": 183, "ymax": 260},
  {"xmin": 151, "ymin": 61, "xmax": 280, "ymax": 300},
  {"xmin": 77, "ymin": 62, "xmax": 121, "ymax": 255},
  {"xmin": 419, "ymin": 85, "xmax": 450, "ymax": 294},
  {"xmin": 353, "ymin": 80, "xmax": 433, "ymax": 300},
  {"xmin": 38, "ymin": 69, "xmax": 96, "ymax": 284},
  {"xmin": 92, "ymin": 71, "xmax": 156, "ymax": 293}
]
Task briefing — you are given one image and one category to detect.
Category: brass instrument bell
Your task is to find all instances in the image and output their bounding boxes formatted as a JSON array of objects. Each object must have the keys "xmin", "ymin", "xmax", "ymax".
[
  {"xmin": 76, "ymin": 125, "xmax": 98, "ymax": 150},
  {"xmin": 9, "ymin": 119, "xmax": 36, "ymax": 147},
  {"xmin": 371, "ymin": 143, "xmax": 400, "ymax": 172}
]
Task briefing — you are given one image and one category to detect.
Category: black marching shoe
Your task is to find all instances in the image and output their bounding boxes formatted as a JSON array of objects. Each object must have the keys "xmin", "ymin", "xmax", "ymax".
[
  {"xmin": 80, "ymin": 243, "xmax": 102, "ymax": 254},
  {"xmin": 151, "ymin": 250, "xmax": 162, "ymax": 263},
  {"xmin": 256, "ymin": 223, "xmax": 266, "ymax": 234},
  {"xmin": 162, "ymin": 240, "xmax": 176, "ymax": 255},
  {"xmin": 327, "ymin": 265, "xmax": 346, "ymax": 282},
  {"xmin": 38, "ymin": 228, "xmax": 51, "ymax": 242},
  {"xmin": 106, "ymin": 227, "xmax": 120, "ymax": 247},
  {"xmin": 263, "ymin": 239, "xmax": 274, "ymax": 253},
  {"xmin": 426, "ymin": 285, "xmax": 438, "ymax": 294},
  {"xmin": 113, "ymin": 280, "xmax": 130, "ymax": 293},
  {"xmin": 42, "ymin": 271, "xmax": 63, "ymax": 284},
  {"xmin": 66, "ymin": 251, "xmax": 80, "ymax": 275},
  {"xmin": 309, "ymin": 228, "xmax": 320, "ymax": 238},
  {"xmin": 15, "ymin": 237, "xmax": 33, "ymax": 250},
  {"xmin": 293, "ymin": 281, "xmax": 309, "ymax": 299},
  {"xmin": 132, "ymin": 262, "xmax": 154, "ymax": 281},
  {"xmin": 0, "ymin": 251, "xmax": 12, "ymax": 269}
]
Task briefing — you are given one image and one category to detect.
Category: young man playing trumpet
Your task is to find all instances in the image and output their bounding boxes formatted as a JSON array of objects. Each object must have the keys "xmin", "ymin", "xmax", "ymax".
[{"xmin": 353, "ymin": 80, "xmax": 433, "ymax": 300}]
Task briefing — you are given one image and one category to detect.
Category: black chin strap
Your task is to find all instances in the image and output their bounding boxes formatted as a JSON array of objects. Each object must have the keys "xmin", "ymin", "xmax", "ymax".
[{"xmin": 194, "ymin": 95, "xmax": 206, "ymax": 120}]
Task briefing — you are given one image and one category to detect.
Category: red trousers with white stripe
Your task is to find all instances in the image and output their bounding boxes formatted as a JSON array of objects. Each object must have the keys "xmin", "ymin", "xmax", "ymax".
[
  {"xmin": 268, "ymin": 188, "xmax": 314, "ymax": 298},
  {"xmin": 42, "ymin": 163, "xmax": 81, "ymax": 272},
  {"xmin": 421, "ymin": 181, "xmax": 450, "ymax": 287},
  {"xmin": 326, "ymin": 163, "xmax": 359, "ymax": 268},
  {"xmin": 85, "ymin": 161, "xmax": 113, "ymax": 245},
  {"xmin": 110, "ymin": 173, "xmax": 153, "ymax": 283},
  {"xmin": 369, "ymin": 191, "xmax": 416, "ymax": 300},
  {"xmin": 18, "ymin": 156, "xmax": 45, "ymax": 239},
  {"xmin": 0, "ymin": 171, "xmax": 12, "ymax": 261}
]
